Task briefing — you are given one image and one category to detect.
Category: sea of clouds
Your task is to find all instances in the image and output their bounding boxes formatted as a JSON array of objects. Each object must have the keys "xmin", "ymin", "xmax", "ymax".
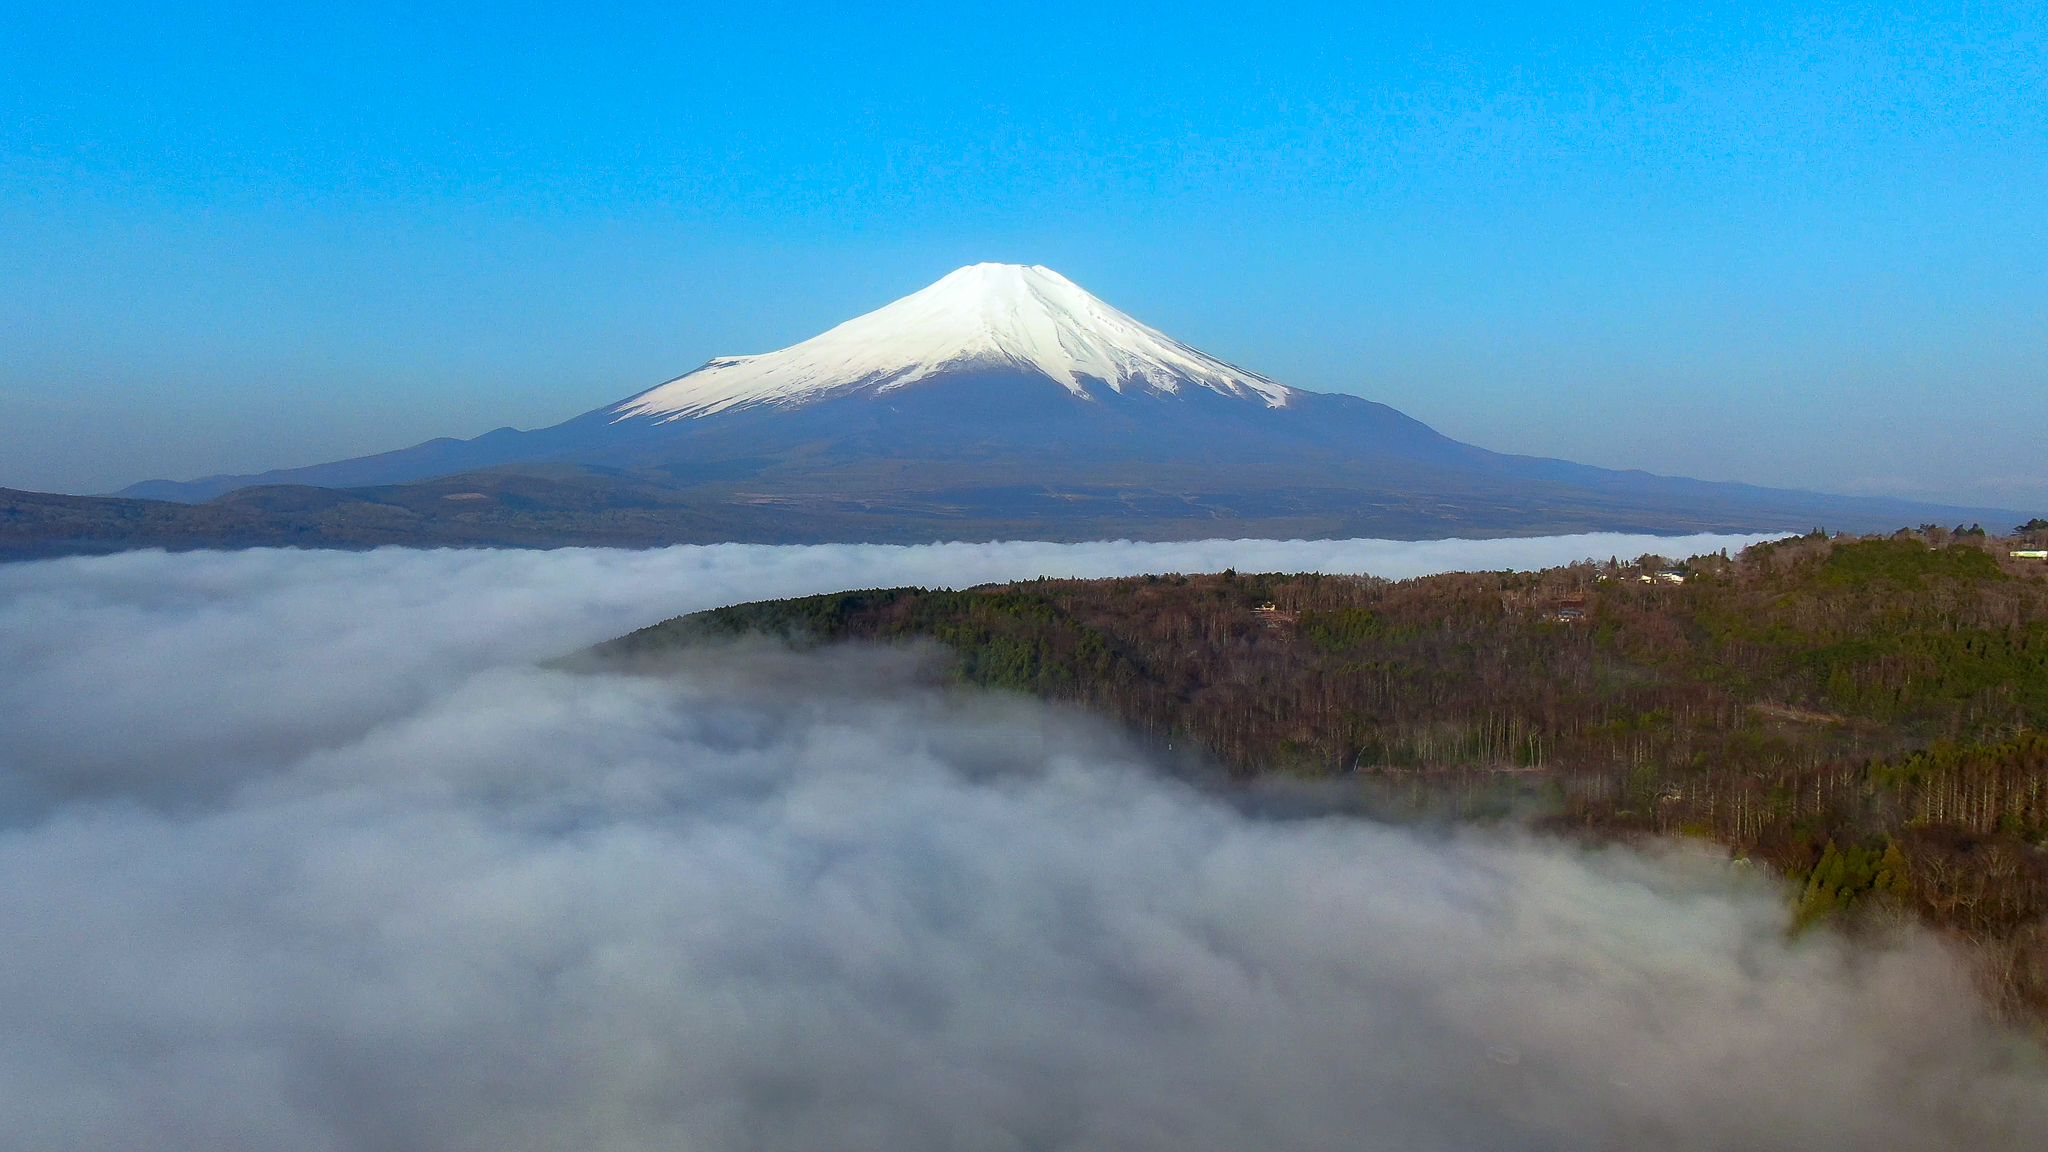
[{"xmin": 2, "ymin": 535, "xmax": 2042, "ymax": 1151}]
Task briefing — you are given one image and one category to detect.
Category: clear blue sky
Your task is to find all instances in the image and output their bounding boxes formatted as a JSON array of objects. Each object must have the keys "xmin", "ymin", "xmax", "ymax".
[{"xmin": 3, "ymin": 1, "xmax": 2043, "ymax": 510}]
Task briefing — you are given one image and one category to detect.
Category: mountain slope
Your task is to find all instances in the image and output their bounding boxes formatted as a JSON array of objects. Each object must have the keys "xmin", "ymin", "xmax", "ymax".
[{"xmin": 83, "ymin": 262, "xmax": 2035, "ymax": 544}]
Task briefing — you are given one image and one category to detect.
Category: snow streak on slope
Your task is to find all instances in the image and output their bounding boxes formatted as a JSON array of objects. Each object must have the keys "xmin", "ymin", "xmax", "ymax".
[{"xmin": 612, "ymin": 263, "xmax": 1296, "ymax": 421}]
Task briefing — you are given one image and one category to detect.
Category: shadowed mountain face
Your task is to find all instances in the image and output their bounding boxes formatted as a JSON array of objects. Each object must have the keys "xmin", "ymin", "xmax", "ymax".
[
  {"xmin": 121, "ymin": 371, "xmax": 1459, "ymax": 499},
  {"xmin": 33, "ymin": 262, "xmax": 2026, "ymax": 557}
]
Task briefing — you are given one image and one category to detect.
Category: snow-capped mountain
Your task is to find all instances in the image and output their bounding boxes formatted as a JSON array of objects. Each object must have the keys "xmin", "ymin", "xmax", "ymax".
[
  {"xmin": 103, "ymin": 263, "xmax": 2021, "ymax": 547},
  {"xmin": 125, "ymin": 262, "xmax": 1381, "ymax": 503},
  {"xmin": 611, "ymin": 263, "xmax": 1294, "ymax": 421}
]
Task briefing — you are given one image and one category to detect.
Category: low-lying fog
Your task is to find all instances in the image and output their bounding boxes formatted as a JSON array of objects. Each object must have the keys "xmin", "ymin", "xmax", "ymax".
[{"xmin": 2, "ymin": 536, "xmax": 2039, "ymax": 1151}]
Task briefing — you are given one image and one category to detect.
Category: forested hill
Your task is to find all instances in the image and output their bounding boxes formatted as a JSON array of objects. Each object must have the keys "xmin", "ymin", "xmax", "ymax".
[{"xmin": 590, "ymin": 527, "xmax": 2048, "ymax": 1021}]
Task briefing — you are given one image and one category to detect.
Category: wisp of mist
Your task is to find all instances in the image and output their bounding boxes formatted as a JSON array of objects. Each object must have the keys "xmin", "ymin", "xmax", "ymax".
[{"xmin": 1, "ymin": 536, "xmax": 2040, "ymax": 1151}]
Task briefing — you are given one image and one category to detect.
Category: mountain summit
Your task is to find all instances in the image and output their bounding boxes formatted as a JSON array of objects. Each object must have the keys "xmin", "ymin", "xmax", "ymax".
[
  {"xmin": 97, "ymin": 263, "xmax": 2023, "ymax": 548},
  {"xmin": 611, "ymin": 263, "xmax": 1293, "ymax": 421}
]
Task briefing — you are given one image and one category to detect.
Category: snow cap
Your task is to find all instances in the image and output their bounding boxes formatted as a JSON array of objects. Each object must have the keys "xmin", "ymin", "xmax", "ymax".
[{"xmin": 612, "ymin": 263, "xmax": 1294, "ymax": 421}]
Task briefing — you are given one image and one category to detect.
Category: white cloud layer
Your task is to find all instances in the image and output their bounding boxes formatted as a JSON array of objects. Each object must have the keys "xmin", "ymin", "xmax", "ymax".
[
  {"xmin": 4, "ymin": 537, "xmax": 2039, "ymax": 1151},
  {"xmin": 0, "ymin": 534, "xmax": 1761, "ymax": 807}
]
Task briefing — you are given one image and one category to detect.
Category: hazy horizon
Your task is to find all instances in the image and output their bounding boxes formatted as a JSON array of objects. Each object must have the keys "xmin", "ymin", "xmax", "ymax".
[{"xmin": 3, "ymin": 2, "xmax": 2043, "ymax": 508}]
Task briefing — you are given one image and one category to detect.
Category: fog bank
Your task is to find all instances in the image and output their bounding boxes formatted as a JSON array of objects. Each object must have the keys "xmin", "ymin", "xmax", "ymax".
[
  {"xmin": 0, "ymin": 534, "xmax": 1761, "ymax": 805},
  {"xmin": 6, "ymin": 537, "xmax": 2038, "ymax": 1151}
]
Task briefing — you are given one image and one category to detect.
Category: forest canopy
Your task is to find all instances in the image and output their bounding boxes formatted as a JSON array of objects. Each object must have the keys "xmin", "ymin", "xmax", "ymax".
[{"xmin": 590, "ymin": 530, "xmax": 2048, "ymax": 1020}]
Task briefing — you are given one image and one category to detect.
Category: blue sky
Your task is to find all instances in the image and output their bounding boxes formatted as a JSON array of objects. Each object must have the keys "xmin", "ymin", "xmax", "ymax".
[{"xmin": 3, "ymin": 1, "xmax": 2044, "ymax": 510}]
